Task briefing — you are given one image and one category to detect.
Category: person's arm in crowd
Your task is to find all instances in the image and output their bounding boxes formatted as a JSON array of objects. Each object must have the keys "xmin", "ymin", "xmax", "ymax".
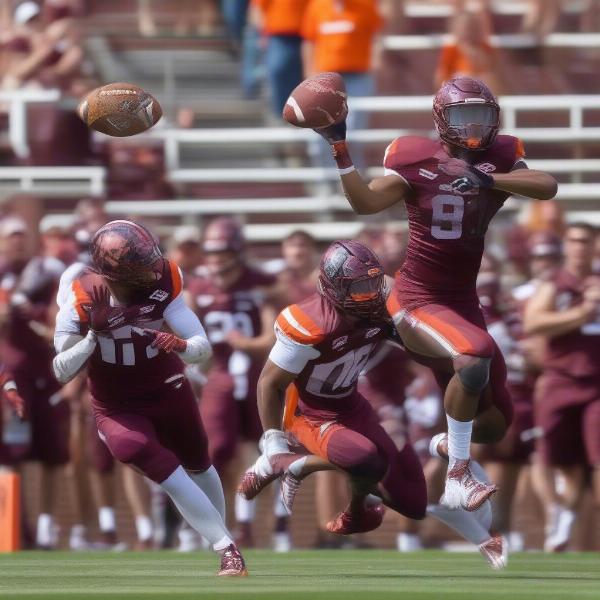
[
  {"xmin": 226, "ymin": 301, "xmax": 277, "ymax": 356},
  {"xmin": 523, "ymin": 281, "xmax": 599, "ymax": 338}
]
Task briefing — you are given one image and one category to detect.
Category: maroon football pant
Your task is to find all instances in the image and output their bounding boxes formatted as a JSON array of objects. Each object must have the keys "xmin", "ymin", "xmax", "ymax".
[
  {"xmin": 287, "ymin": 398, "xmax": 427, "ymax": 520},
  {"xmin": 200, "ymin": 368, "xmax": 262, "ymax": 475},
  {"xmin": 535, "ymin": 373, "xmax": 600, "ymax": 467},
  {"xmin": 92, "ymin": 379, "xmax": 210, "ymax": 484},
  {"xmin": 15, "ymin": 369, "xmax": 70, "ymax": 466},
  {"xmin": 387, "ymin": 294, "xmax": 513, "ymax": 428}
]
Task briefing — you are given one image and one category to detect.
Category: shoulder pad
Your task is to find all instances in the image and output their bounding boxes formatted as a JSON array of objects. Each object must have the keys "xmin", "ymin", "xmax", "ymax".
[
  {"xmin": 492, "ymin": 134, "xmax": 524, "ymax": 160},
  {"xmin": 384, "ymin": 136, "xmax": 441, "ymax": 170},
  {"xmin": 276, "ymin": 303, "xmax": 326, "ymax": 345}
]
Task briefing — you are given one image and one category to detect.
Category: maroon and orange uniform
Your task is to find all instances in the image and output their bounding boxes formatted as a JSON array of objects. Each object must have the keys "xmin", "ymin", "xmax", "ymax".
[
  {"xmin": 55, "ymin": 259, "xmax": 210, "ymax": 483},
  {"xmin": 384, "ymin": 134, "xmax": 525, "ymax": 425},
  {"xmin": 273, "ymin": 293, "xmax": 426, "ymax": 520},
  {"xmin": 0, "ymin": 256, "xmax": 68, "ymax": 466},
  {"xmin": 535, "ymin": 269, "xmax": 600, "ymax": 467},
  {"xmin": 187, "ymin": 265, "xmax": 276, "ymax": 472}
]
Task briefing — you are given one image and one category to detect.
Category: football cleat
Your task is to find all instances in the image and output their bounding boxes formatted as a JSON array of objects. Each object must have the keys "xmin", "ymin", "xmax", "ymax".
[
  {"xmin": 237, "ymin": 460, "xmax": 279, "ymax": 501},
  {"xmin": 238, "ymin": 453, "xmax": 300, "ymax": 501},
  {"xmin": 217, "ymin": 544, "xmax": 248, "ymax": 577},
  {"xmin": 326, "ymin": 503, "xmax": 385, "ymax": 535},
  {"xmin": 280, "ymin": 471, "xmax": 303, "ymax": 515},
  {"xmin": 479, "ymin": 535, "xmax": 508, "ymax": 570},
  {"xmin": 441, "ymin": 459, "xmax": 497, "ymax": 512}
]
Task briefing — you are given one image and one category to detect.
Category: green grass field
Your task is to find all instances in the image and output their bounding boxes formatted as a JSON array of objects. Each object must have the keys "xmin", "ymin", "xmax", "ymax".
[{"xmin": 1, "ymin": 550, "xmax": 599, "ymax": 600}]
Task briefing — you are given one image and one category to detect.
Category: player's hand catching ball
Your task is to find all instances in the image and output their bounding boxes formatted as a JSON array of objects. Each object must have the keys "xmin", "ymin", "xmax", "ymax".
[
  {"xmin": 438, "ymin": 157, "xmax": 494, "ymax": 193},
  {"xmin": 85, "ymin": 286, "xmax": 138, "ymax": 332},
  {"xmin": 143, "ymin": 329, "xmax": 187, "ymax": 353}
]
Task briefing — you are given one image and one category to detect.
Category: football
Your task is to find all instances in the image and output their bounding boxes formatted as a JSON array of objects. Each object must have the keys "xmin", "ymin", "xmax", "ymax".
[
  {"xmin": 77, "ymin": 82, "xmax": 162, "ymax": 137},
  {"xmin": 282, "ymin": 72, "xmax": 348, "ymax": 129}
]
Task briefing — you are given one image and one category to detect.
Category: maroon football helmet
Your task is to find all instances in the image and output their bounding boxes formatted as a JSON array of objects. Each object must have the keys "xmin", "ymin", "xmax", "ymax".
[
  {"xmin": 433, "ymin": 77, "xmax": 500, "ymax": 151},
  {"xmin": 319, "ymin": 240, "xmax": 386, "ymax": 318},
  {"xmin": 90, "ymin": 220, "xmax": 162, "ymax": 286},
  {"xmin": 202, "ymin": 218, "xmax": 245, "ymax": 254}
]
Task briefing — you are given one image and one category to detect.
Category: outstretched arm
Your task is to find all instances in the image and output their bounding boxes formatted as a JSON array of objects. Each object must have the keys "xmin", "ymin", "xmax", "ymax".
[{"xmin": 314, "ymin": 120, "xmax": 411, "ymax": 215}]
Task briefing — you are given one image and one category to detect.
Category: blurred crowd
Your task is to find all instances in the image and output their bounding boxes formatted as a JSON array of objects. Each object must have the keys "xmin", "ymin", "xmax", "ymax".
[{"xmin": 0, "ymin": 197, "xmax": 598, "ymax": 552}]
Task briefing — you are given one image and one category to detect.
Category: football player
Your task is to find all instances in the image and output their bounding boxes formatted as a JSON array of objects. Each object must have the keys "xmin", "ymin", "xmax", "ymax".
[
  {"xmin": 187, "ymin": 218, "xmax": 283, "ymax": 549},
  {"xmin": 53, "ymin": 220, "xmax": 246, "ymax": 576},
  {"xmin": 313, "ymin": 76, "xmax": 558, "ymax": 510},
  {"xmin": 524, "ymin": 223, "xmax": 600, "ymax": 552},
  {"xmin": 0, "ymin": 216, "xmax": 70, "ymax": 548},
  {"xmin": 239, "ymin": 241, "xmax": 507, "ymax": 567}
]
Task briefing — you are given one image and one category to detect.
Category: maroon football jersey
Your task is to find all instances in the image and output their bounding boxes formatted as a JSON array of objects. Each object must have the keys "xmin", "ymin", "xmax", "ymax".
[
  {"xmin": 358, "ymin": 342, "xmax": 412, "ymax": 412},
  {"xmin": 0, "ymin": 256, "xmax": 64, "ymax": 374},
  {"xmin": 384, "ymin": 135, "xmax": 523, "ymax": 308},
  {"xmin": 60, "ymin": 259, "xmax": 185, "ymax": 403},
  {"xmin": 187, "ymin": 265, "xmax": 276, "ymax": 371},
  {"xmin": 276, "ymin": 294, "xmax": 394, "ymax": 420},
  {"xmin": 544, "ymin": 269, "xmax": 600, "ymax": 379}
]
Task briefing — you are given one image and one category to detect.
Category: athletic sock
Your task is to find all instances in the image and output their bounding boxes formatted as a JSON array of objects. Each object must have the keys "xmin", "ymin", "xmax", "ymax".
[
  {"xmin": 446, "ymin": 415, "xmax": 473, "ymax": 467},
  {"xmin": 427, "ymin": 503, "xmax": 490, "ymax": 545},
  {"xmin": 235, "ymin": 494, "xmax": 256, "ymax": 523},
  {"xmin": 98, "ymin": 506, "xmax": 116, "ymax": 533},
  {"xmin": 135, "ymin": 515, "xmax": 153, "ymax": 543},
  {"xmin": 396, "ymin": 533, "xmax": 423, "ymax": 552},
  {"xmin": 160, "ymin": 466, "xmax": 233, "ymax": 552},
  {"xmin": 36, "ymin": 513, "xmax": 54, "ymax": 547},
  {"xmin": 188, "ymin": 466, "xmax": 226, "ymax": 522},
  {"xmin": 273, "ymin": 480, "xmax": 289, "ymax": 519},
  {"xmin": 472, "ymin": 499, "xmax": 493, "ymax": 531}
]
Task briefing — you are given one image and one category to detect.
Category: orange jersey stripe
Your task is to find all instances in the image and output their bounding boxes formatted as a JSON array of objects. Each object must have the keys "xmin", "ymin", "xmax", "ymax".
[
  {"xmin": 411, "ymin": 307, "xmax": 476, "ymax": 355},
  {"xmin": 276, "ymin": 304, "xmax": 324, "ymax": 344},
  {"xmin": 72, "ymin": 279, "xmax": 91, "ymax": 323},
  {"xmin": 169, "ymin": 260, "xmax": 183, "ymax": 297},
  {"xmin": 282, "ymin": 382, "xmax": 299, "ymax": 431}
]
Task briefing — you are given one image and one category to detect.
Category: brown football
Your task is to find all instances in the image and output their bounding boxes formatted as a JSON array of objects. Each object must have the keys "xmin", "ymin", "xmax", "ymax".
[
  {"xmin": 77, "ymin": 82, "xmax": 162, "ymax": 137},
  {"xmin": 282, "ymin": 72, "xmax": 348, "ymax": 129}
]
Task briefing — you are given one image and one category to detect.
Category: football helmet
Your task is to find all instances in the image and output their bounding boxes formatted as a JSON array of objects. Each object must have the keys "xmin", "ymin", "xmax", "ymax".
[
  {"xmin": 318, "ymin": 240, "xmax": 386, "ymax": 318},
  {"xmin": 90, "ymin": 220, "xmax": 162, "ymax": 286},
  {"xmin": 433, "ymin": 77, "xmax": 500, "ymax": 151},
  {"xmin": 202, "ymin": 217, "xmax": 244, "ymax": 254}
]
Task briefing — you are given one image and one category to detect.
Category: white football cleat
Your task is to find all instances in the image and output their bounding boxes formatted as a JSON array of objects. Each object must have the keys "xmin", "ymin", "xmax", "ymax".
[
  {"xmin": 441, "ymin": 459, "xmax": 497, "ymax": 512},
  {"xmin": 479, "ymin": 535, "xmax": 508, "ymax": 569}
]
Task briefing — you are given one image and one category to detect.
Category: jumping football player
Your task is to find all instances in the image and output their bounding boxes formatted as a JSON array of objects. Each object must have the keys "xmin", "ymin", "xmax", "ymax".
[
  {"xmin": 52, "ymin": 220, "xmax": 247, "ymax": 576},
  {"xmin": 313, "ymin": 76, "xmax": 558, "ymax": 510}
]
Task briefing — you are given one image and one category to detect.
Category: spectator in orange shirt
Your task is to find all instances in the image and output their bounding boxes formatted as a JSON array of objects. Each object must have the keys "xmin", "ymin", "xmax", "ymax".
[
  {"xmin": 301, "ymin": 0, "xmax": 382, "ymax": 167},
  {"xmin": 434, "ymin": 10, "xmax": 502, "ymax": 94},
  {"xmin": 251, "ymin": 0, "xmax": 310, "ymax": 115}
]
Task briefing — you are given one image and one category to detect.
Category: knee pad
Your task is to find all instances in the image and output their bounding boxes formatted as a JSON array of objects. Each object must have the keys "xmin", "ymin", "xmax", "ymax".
[
  {"xmin": 457, "ymin": 356, "xmax": 491, "ymax": 394},
  {"xmin": 344, "ymin": 448, "xmax": 388, "ymax": 481}
]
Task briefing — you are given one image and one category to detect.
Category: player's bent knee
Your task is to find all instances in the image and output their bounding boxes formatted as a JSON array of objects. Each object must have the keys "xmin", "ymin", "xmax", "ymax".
[
  {"xmin": 455, "ymin": 355, "xmax": 492, "ymax": 394},
  {"xmin": 338, "ymin": 446, "xmax": 388, "ymax": 481}
]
